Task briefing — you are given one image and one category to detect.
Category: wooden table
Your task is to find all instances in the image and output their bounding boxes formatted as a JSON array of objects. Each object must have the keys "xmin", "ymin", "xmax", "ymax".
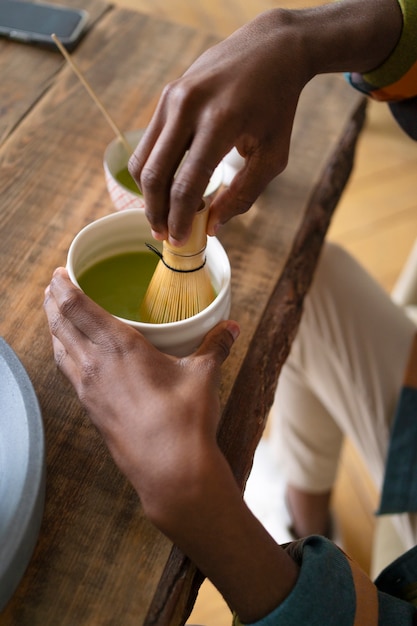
[{"xmin": 0, "ymin": 1, "xmax": 366, "ymax": 623}]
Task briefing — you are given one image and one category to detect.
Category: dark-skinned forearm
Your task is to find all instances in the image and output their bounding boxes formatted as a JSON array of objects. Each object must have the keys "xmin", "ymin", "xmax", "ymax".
[{"xmin": 140, "ymin": 446, "xmax": 299, "ymax": 624}]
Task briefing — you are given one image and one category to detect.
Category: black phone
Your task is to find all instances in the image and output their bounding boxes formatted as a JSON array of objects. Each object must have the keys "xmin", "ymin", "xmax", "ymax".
[{"xmin": 0, "ymin": 0, "xmax": 89, "ymax": 50}]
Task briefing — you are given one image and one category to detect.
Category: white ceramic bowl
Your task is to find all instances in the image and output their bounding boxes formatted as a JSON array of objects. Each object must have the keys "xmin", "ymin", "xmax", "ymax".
[
  {"xmin": 104, "ymin": 130, "xmax": 224, "ymax": 212},
  {"xmin": 66, "ymin": 209, "xmax": 231, "ymax": 357},
  {"xmin": 221, "ymin": 147, "xmax": 246, "ymax": 186}
]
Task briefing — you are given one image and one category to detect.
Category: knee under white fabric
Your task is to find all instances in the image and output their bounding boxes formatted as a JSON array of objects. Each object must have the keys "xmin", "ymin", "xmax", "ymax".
[{"xmin": 270, "ymin": 241, "xmax": 417, "ymax": 547}]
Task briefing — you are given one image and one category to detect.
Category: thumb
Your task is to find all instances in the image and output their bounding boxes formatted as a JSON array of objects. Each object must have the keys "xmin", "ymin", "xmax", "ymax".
[
  {"xmin": 207, "ymin": 161, "xmax": 278, "ymax": 235},
  {"xmin": 194, "ymin": 320, "xmax": 240, "ymax": 367}
]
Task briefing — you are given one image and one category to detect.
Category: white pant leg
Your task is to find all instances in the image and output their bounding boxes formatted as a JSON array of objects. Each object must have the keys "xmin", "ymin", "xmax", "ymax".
[{"xmin": 270, "ymin": 242, "xmax": 417, "ymax": 545}]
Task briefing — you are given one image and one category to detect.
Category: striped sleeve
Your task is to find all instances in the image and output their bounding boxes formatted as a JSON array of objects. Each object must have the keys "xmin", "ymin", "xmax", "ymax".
[
  {"xmin": 347, "ymin": 0, "xmax": 417, "ymax": 102},
  {"xmin": 346, "ymin": 0, "xmax": 417, "ymax": 138}
]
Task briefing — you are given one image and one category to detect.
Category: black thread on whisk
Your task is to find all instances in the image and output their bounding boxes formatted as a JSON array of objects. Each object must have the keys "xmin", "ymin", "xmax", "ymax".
[{"xmin": 145, "ymin": 243, "xmax": 207, "ymax": 273}]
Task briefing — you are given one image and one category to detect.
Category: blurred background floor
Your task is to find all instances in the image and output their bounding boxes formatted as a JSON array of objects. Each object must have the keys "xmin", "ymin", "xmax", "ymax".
[{"xmin": 108, "ymin": 1, "xmax": 417, "ymax": 623}]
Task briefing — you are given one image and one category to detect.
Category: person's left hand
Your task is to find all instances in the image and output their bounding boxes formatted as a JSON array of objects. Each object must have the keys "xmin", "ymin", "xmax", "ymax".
[{"xmin": 43, "ymin": 267, "xmax": 239, "ymax": 508}]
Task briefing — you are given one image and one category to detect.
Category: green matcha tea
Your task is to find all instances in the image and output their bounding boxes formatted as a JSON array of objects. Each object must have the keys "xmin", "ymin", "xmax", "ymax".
[
  {"xmin": 115, "ymin": 166, "xmax": 141, "ymax": 195},
  {"xmin": 78, "ymin": 251, "xmax": 159, "ymax": 322}
]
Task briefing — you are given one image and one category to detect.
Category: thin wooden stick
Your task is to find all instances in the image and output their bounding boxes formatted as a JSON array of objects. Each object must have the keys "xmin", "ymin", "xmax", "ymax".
[{"xmin": 51, "ymin": 33, "xmax": 132, "ymax": 156}]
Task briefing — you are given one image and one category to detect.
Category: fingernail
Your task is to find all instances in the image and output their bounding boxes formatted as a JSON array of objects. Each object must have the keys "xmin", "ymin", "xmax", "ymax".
[
  {"xmin": 151, "ymin": 229, "xmax": 165, "ymax": 241},
  {"xmin": 168, "ymin": 235, "xmax": 186, "ymax": 247},
  {"xmin": 227, "ymin": 322, "xmax": 240, "ymax": 341}
]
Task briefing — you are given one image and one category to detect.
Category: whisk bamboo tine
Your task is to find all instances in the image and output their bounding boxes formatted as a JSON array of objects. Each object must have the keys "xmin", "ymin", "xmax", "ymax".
[
  {"xmin": 141, "ymin": 206, "xmax": 216, "ymax": 324},
  {"xmin": 51, "ymin": 33, "xmax": 133, "ymax": 156}
]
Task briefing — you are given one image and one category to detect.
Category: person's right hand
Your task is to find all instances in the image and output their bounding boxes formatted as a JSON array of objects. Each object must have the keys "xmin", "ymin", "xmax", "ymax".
[{"xmin": 129, "ymin": 9, "xmax": 310, "ymax": 245}]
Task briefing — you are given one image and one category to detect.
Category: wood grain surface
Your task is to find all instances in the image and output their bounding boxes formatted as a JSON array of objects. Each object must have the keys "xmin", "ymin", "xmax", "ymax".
[{"xmin": 0, "ymin": 2, "xmax": 365, "ymax": 623}]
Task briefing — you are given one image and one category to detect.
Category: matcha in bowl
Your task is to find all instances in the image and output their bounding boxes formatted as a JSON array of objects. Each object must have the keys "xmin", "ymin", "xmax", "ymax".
[
  {"xmin": 103, "ymin": 129, "xmax": 224, "ymax": 212},
  {"xmin": 66, "ymin": 209, "xmax": 231, "ymax": 357}
]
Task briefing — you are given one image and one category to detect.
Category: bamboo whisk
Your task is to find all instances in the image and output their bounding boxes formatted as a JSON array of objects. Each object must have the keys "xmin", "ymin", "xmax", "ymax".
[{"xmin": 141, "ymin": 206, "xmax": 216, "ymax": 323}]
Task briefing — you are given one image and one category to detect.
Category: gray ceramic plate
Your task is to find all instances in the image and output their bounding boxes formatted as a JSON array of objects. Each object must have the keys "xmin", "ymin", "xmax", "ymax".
[{"xmin": 0, "ymin": 338, "xmax": 45, "ymax": 611}]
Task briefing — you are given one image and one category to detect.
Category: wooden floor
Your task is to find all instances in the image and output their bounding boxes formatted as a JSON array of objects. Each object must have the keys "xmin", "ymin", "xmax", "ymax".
[{"xmin": 109, "ymin": 1, "xmax": 417, "ymax": 623}]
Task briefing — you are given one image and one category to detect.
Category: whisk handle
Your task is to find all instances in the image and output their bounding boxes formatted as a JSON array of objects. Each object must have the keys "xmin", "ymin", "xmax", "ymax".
[{"xmin": 164, "ymin": 205, "xmax": 209, "ymax": 256}]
